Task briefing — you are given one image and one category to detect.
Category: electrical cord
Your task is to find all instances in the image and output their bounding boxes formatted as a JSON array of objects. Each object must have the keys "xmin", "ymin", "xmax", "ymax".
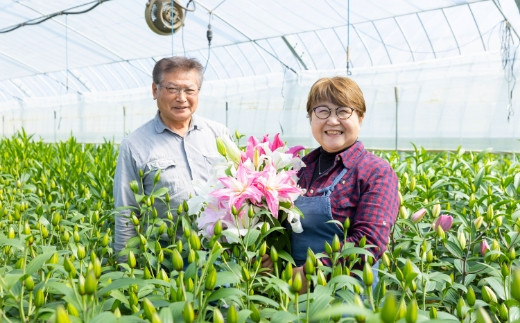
[{"xmin": 0, "ymin": 0, "xmax": 112, "ymax": 34}]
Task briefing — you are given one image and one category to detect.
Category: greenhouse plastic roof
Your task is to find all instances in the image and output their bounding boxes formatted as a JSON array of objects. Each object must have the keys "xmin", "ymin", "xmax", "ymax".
[{"xmin": 1, "ymin": 0, "xmax": 519, "ymax": 103}]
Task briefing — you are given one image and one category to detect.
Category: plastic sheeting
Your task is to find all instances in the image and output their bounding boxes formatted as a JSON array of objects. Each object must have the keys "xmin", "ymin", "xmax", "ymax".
[{"xmin": 2, "ymin": 50, "xmax": 518, "ymax": 152}]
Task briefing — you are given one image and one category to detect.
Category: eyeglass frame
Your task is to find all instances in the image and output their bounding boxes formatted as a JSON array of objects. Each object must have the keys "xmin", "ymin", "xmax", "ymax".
[
  {"xmin": 157, "ymin": 83, "xmax": 200, "ymax": 96},
  {"xmin": 312, "ymin": 106, "xmax": 356, "ymax": 120}
]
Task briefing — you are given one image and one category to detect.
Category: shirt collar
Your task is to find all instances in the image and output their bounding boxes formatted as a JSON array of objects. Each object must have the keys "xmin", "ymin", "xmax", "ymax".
[
  {"xmin": 153, "ymin": 111, "xmax": 202, "ymax": 133},
  {"xmin": 303, "ymin": 140, "xmax": 364, "ymax": 169}
]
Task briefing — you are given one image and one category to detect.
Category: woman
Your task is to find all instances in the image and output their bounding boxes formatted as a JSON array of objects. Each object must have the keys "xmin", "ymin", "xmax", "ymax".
[{"xmin": 264, "ymin": 76, "xmax": 400, "ymax": 288}]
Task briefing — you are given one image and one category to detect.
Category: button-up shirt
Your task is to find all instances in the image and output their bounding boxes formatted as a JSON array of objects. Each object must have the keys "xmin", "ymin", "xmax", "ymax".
[
  {"xmin": 297, "ymin": 141, "xmax": 400, "ymax": 263},
  {"xmin": 113, "ymin": 112, "xmax": 229, "ymax": 255}
]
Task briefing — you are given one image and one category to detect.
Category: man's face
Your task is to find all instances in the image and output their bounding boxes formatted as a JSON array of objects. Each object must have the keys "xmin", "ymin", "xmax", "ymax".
[{"xmin": 152, "ymin": 69, "xmax": 200, "ymax": 131}]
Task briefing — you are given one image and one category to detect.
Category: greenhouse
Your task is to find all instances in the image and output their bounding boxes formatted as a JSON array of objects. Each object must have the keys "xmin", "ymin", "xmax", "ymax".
[
  {"xmin": 1, "ymin": 0, "xmax": 519, "ymax": 151},
  {"xmin": 1, "ymin": 1, "xmax": 520, "ymax": 323}
]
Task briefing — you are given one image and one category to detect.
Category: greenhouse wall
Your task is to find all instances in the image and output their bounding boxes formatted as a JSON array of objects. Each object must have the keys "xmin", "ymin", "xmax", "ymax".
[{"xmin": 0, "ymin": 51, "xmax": 518, "ymax": 152}]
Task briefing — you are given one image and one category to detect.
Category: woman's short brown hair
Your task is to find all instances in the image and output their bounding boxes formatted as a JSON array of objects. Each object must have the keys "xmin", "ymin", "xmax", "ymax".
[{"xmin": 306, "ymin": 76, "xmax": 366, "ymax": 118}]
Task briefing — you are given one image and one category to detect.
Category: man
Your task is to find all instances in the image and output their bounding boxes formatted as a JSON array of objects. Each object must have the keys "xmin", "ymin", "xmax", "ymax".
[{"xmin": 113, "ymin": 56, "xmax": 229, "ymax": 260}]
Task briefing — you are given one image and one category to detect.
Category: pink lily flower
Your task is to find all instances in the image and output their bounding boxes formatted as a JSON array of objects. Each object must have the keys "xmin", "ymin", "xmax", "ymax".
[
  {"xmin": 434, "ymin": 214, "xmax": 454, "ymax": 231},
  {"xmin": 210, "ymin": 164, "xmax": 263, "ymax": 217},
  {"xmin": 287, "ymin": 145, "xmax": 305, "ymax": 158},
  {"xmin": 244, "ymin": 136, "xmax": 265, "ymax": 162},
  {"xmin": 411, "ymin": 208, "xmax": 426, "ymax": 223},
  {"xmin": 255, "ymin": 163, "xmax": 303, "ymax": 217},
  {"xmin": 264, "ymin": 133, "xmax": 285, "ymax": 151}
]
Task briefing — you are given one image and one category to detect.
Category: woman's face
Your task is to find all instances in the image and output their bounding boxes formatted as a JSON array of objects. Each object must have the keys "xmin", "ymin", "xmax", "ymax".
[{"xmin": 310, "ymin": 100, "xmax": 363, "ymax": 153}]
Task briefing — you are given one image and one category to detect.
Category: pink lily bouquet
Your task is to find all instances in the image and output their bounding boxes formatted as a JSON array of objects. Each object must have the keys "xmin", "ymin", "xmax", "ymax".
[{"xmin": 189, "ymin": 133, "xmax": 306, "ymax": 247}]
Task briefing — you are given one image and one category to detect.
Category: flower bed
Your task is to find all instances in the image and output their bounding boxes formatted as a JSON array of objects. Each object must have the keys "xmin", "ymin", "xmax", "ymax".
[{"xmin": 0, "ymin": 131, "xmax": 519, "ymax": 322}]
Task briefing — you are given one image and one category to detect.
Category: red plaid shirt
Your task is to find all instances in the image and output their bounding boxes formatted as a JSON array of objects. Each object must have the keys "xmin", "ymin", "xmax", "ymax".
[{"xmin": 297, "ymin": 141, "xmax": 400, "ymax": 264}]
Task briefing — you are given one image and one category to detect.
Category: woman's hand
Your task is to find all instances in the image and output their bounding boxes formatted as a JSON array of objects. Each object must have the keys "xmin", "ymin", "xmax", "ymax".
[{"xmin": 260, "ymin": 253, "xmax": 274, "ymax": 275}]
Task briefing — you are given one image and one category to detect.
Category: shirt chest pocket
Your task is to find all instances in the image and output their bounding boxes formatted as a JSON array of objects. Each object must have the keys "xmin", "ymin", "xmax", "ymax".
[{"xmin": 144, "ymin": 159, "xmax": 179, "ymax": 194}]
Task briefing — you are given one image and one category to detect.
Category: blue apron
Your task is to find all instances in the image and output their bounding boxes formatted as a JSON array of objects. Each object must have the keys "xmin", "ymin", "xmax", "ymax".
[
  {"xmin": 291, "ymin": 168, "xmax": 379, "ymax": 286},
  {"xmin": 291, "ymin": 169, "xmax": 347, "ymax": 266}
]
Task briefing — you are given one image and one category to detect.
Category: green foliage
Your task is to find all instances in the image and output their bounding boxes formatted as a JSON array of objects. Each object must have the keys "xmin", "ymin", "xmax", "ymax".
[{"xmin": 0, "ymin": 131, "xmax": 519, "ymax": 322}]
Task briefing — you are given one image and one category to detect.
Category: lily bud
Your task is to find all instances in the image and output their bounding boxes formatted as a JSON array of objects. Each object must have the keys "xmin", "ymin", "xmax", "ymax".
[
  {"xmin": 363, "ymin": 261, "xmax": 374, "ymax": 286},
  {"xmin": 399, "ymin": 206, "xmax": 409, "ymax": 219},
  {"xmin": 426, "ymin": 250, "xmax": 434, "ymax": 263},
  {"xmin": 409, "ymin": 176, "xmax": 416, "ymax": 191},
  {"xmin": 249, "ymin": 303, "xmax": 261, "ymax": 323},
  {"xmin": 84, "ymin": 268, "xmax": 98, "ymax": 295},
  {"xmin": 429, "ymin": 306, "xmax": 437, "ymax": 319},
  {"xmin": 183, "ymin": 301, "xmax": 195, "ymax": 323},
  {"xmin": 466, "ymin": 286, "xmax": 476, "ymax": 307},
  {"xmin": 457, "ymin": 231, "xmax": 466, "ymax": 250},
  {"xmin": 396, "ymin": 299, "xmax": 407, "ymax": 320},
  {"xmin": 189, "ymin": 231, "xmax": 201, "ymax": 251},
  {"xmin": 379, "ymin": 252, "xmax": 390, "ymax": 269},
  {"xmin": 215, "ymin": 137, "xmax": 227, "ymax": 157},
  {"xmin": 499, "ymin": 303, "xmax": 509, "ymax": 321},
  {"xmin": 495, "ymin": 216, "xmax": 503, "ymax": 227},
  {"xmin": 485, "ymin": 205, "xmax": 494, "ymax": 222},
  {"xmin": 213, "ymin": 308, "xmax": 225, "ymax": 323},
  {"xmin": 475, "ymin": 307, "xmax": 492, "ymax": 323},
  {"xmin": 270, "ymin": 246, "xmax": 278, "ymax": 262},
  {"xmin": 432, "ymin": 203, "xmax": 441, "ymax": 218},
  {"xmin": 283, "ymin": 263, "xmax": 293, "ymax": 282},
  {"xmin": 406, "ymin": 298, "xmax": 418, "ymax": 323},
  {"xmin": 410, "ymin": 208, "xmax": 426, "ymax": 223},
  {"xmin": 511, "ymin": 267, "xmax": 520, "ymax": 302},
  {"xmin": 172, "ymin": 249, "xmax": 184, "ymax": 271},
  {"xmin": 205, "ymin": 267, "xmax": 217, "ymax": 290},
  {"xmin": 434, "ymin": 214, "xmax": 453, "ymax": 232},
  {"xmin": 127, "ymin": 250, "xmax": 136, "ymax": 269},
  {"xmin": 490, "ymin": 239, "xmax": 500, "ymax": 261},
  {"xmin": 220, "ymin": 136, "xmax": 242, "ymax": 164},
  {"xmin": 214, "ymin": 219, "xmax": 222, "ymax": 236},
  {"xmin": 292, "ymin": 272, "xmax": 303, "ymax": 293},
  {"xmin": 153, "ymin": 170, "xmax": 161, "ymax": 185},
  {"xmin": 456, "ymin": 297, "xmax": 466, "ymax": 319},
  {"xmin": 24, "ymin": 275, "xmax": 35, "ymax": 291},
  {"xmin": 481, "ymin": 239, "xmax": 490, "ymax": 257},
  {"xmin": 317, "ymin": 269, "xmax": 327, "ymax": 286},
  {"xmin": 55, "ymin": 305, "xmax": 71, "ymax": 323},
  {"xmin": 474, "ymin": 216, "xmax": 484, "ymax": 230},
  {"xmin": 76, "ymin": 244, "xmax": 86, "ymax": 260},
  {"xmin": 142, "ymin": 298, "xmax": 156, "ymax": 321},
  {"xmin": 304, "ymin": 256, "xmax": 315, "ymax": 276},
  {"xmin": 35, "ymin": 288, "xmax": 45, "ymax": 308},
  {"xmin": 380, "ymin": 293, "xmax": 398, "ymax": 323},
  {"xmin": 227, "ymin": 305, "xmax": 238, "ymax": 323},
  {"xmin": 481, "ymin": 286, "xmax": 497, "ymax": 303},
  {"xmin": 331, "ymin": 234, "xmax": 341, "ymax": 253}
]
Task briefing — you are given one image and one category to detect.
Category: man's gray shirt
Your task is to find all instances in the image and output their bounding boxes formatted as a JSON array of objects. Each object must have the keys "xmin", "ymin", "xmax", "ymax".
[{"xmin": 113, "ymin": 112, "xmax": 229, "ymax": 256}]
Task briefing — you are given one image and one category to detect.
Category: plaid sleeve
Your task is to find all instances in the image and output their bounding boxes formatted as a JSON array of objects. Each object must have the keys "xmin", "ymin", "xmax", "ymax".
[{"xmin": 344, "ymin": 155, "xmax": 400, "ymax": 261}]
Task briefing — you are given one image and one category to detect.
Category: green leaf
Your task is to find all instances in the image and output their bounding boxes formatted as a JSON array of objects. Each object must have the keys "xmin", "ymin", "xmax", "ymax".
[
  {"xmin": 159, "ymin": 307, "xmax": 174, "ymax": 323},
  {"xmin": 151, "ymin": 186, "xmax": 169, "ymax": 197},
  {"xmin": 473, "ymin": 167, "xmax": 485, "ymax": 191},
  {"xmin": 90, "ymin": 312, "xmax": 118, "ymax": 323},
  {"xmin": 215, "ymin": 271, "xmax": 241, "ymax": 287},
  {"xmin": 0, "ymin": 237, "xmax": 24, "ymax": 250},
  {"xmin": 243, "ymin": 229, "xmax": 260, "ymax": 247},
  {"xmin": 311, "ymin": 303, "xmax": 374, "ymax": 321},
  {"xmin": 26, "ymin": 251, "xmax": 55, "ymax": 275},
  {"xmin": 444, "ymin": 240, "xmax": 463, "ymax": 259},
  {"xmin": 270, "ymin": 310, "xmax": 299, "ymax": 322},
  {"xmin": 207, "ymin": 287, "xmax": 245, "ymax": 302},
  {"xmin": 109, "ymin": 289, "xmax": 130, "ymax": 307}
]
